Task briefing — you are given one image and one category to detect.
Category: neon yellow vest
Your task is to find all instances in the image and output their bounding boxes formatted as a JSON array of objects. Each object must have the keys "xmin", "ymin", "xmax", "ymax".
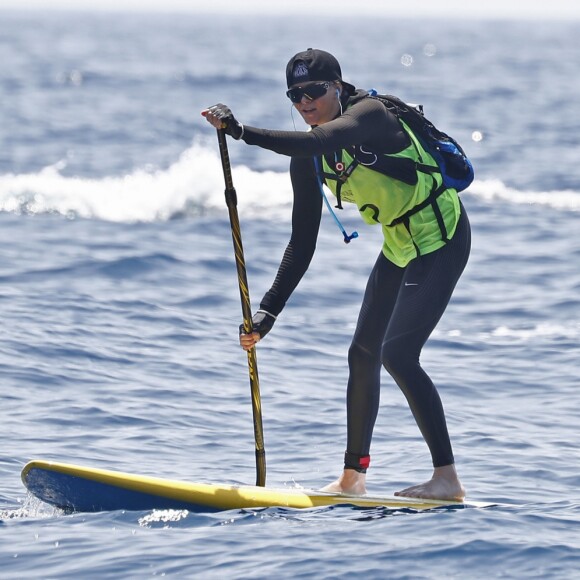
[{"xmin": 320, "ymin": 121, "xmax": 461, "ymax": 267}]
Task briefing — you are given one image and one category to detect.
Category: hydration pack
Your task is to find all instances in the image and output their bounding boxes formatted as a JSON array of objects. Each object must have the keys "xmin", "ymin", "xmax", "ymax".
[
  {"xmin": 313, "ymin": 91, "xmax": 475, "ymax": 244},
  {"xmin": 368, "ymin": 90, "xmax": 474, "ymax": 192}
]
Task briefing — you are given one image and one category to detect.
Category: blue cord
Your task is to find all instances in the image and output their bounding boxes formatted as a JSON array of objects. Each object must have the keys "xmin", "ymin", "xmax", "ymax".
[{"xmin": 313, "ymin": 157, "xmax": 359, "ymax": 244}]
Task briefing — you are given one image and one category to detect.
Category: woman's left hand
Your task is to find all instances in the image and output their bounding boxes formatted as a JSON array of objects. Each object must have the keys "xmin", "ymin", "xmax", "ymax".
[{"xmin": 201, "ymin": 104, "xmax": 244, "ymax": 139}]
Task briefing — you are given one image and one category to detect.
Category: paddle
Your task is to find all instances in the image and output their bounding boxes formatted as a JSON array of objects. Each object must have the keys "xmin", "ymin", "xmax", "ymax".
[{"xmin": 216, "ymin": 128, "xmax": 266, "ymax": 487}]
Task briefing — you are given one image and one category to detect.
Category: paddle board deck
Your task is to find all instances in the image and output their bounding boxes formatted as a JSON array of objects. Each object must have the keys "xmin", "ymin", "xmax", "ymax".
[{"xmin": 21, "ymin": 460, "xmax": 493, "ymax": 513}]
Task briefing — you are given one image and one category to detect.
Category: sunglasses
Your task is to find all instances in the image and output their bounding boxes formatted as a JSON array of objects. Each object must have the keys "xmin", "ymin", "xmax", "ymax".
[{"xmin": 286, "ymin": 81, "xmax": 331, "ymax": 104}]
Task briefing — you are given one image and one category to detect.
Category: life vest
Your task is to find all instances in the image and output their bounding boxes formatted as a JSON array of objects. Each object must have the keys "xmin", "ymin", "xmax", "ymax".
[{"xmin": 315, "ymin": 118, "xmax": 461, "ymax": 266}]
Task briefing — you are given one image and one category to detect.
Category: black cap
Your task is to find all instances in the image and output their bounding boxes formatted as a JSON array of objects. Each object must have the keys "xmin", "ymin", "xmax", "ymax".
[{"xmin": 286, "ymin": 48, "xmax": 356, "ymax": 95}]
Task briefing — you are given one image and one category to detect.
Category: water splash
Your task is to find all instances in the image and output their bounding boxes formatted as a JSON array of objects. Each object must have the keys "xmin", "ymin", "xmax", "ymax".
[{"xmin": 0, "ymin": 493, "xmax": 61, "ymax": 521}]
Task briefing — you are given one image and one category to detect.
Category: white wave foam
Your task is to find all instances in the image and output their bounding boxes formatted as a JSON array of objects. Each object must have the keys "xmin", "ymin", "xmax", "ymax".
[
  {"xmin": 465, "ymin": 179, "xmax": 580, "ymax": 212},
  {"xmin": 438, "ymin": 322, "xmax": 580, "ymax": 343},
  {"xmin": 434, "ymin": 322, "xmax": 580, "ymax": 343},
  {"xmin": 1, "ymin": 142, "xmax": 579, "ymax": 222},
  {"xmin": 0, "ymin": 140, "xmax": 292, "ymax": 223},
  {"xmin": 138, "ymin": 509, "xmax": 189, "ymax": 527},
  {"xmin": 486, "ymin": 322, "xmax": 580, "ymax": 341}
]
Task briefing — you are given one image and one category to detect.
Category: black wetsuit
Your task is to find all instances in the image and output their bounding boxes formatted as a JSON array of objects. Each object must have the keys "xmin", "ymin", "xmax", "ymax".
[{"xmin": 241, "ymin": 91, "xmax": 471, "ymax": 470}]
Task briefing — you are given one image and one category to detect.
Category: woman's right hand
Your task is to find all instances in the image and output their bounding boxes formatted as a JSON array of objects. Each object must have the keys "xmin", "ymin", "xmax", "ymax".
[
  {"xmin": 239, "ymin": 331, "xmax": 261, "ymax": 352},
  {"xmin": 239, "ymin": 310, "xmax": 276, "ymax": 351}
]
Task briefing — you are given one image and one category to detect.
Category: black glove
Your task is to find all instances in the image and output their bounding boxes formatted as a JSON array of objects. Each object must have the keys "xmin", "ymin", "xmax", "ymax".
[
  {"xmin": 239, "ymin": 310, "xmax": 277, "ymax": 339},
  {"xmin": 207, "ymin": 103, "xmax": 244, "ymax": 140}
]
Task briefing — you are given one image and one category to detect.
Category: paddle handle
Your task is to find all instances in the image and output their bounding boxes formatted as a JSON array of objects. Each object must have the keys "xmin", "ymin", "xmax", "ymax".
[{"xmin": 217, "ymin": 129, "xmax": 266, "ymax": 487}]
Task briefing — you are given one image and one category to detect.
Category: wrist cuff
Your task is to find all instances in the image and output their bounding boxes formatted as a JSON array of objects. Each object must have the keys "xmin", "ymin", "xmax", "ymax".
[{"xmin": 257, "ymin": 309, "xmax": 277, "ymax": 320}]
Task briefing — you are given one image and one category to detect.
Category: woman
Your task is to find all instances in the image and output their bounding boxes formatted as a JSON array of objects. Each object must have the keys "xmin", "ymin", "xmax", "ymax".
[{"xmin": 202, "ymin": 48, "xmax": 471, "ymax": 501}]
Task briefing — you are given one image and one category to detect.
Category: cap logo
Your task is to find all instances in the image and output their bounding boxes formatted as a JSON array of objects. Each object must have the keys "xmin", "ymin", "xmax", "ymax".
[{"xmin": 292, "ymin": 61, "xmax": 309, "ymax": 82}]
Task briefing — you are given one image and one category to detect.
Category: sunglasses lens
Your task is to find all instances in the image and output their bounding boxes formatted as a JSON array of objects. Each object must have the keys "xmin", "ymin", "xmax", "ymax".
[
  {"xmin": 286, "ymin": 88, "xmax": 303, "ymax": 103},
  {"xmin": 286, "ymin": 82, "xmax": 329, "ymax": 103}
]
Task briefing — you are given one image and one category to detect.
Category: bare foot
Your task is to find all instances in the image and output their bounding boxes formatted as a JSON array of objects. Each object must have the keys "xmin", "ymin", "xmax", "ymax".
[
  {"xmin": 394, "ymin": 464, "xmax": 466, "ymax": 501},
  {"xmin": 320, "ymin": 469, "xmax": 367, "ymax": 495}
]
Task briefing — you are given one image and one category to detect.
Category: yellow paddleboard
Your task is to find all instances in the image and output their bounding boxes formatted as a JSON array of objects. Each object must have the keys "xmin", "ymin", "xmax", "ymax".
[{"xmin": 22, "ymin": 460, "xmax": 492, "ymax": 513}]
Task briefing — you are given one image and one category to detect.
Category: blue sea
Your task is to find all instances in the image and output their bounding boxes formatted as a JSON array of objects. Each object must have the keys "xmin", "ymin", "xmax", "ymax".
[{"xmin": 1, "ymin": 9, "xmax": 579, "ymax": 579}]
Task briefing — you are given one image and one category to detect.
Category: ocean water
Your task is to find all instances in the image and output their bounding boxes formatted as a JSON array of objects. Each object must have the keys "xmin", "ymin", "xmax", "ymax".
[{"xmin": 1, "ymin": 10, "xmax": 579, "ymax": 579}]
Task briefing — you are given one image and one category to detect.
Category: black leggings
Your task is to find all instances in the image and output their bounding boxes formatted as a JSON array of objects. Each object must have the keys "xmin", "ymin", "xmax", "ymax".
[{"xmin": 346, "ymin": 206, "xmax": 471, "ymax": 469}]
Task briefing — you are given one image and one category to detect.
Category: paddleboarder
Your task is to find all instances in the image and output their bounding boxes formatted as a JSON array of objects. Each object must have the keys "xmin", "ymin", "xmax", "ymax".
[{"xmin": 202, "ymin": 48, "xmax": 471, "ymax": 501}]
